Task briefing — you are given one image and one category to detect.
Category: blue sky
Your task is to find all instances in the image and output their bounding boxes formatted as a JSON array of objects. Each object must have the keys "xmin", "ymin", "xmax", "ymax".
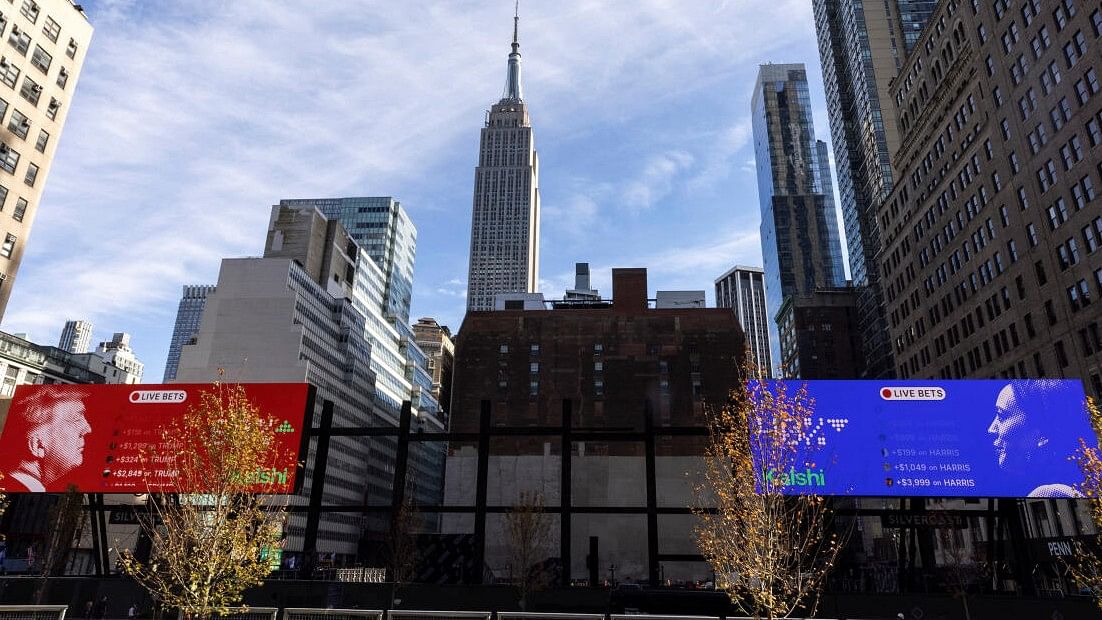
[{"xmin": 2, "ymin": 0, "xmax": 839, "ymax": 382}]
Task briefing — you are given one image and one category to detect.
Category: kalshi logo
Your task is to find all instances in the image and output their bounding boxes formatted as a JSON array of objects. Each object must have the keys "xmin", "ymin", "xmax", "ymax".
[
  {"xmin": 129, "ymin": 390, "xmax": 188, "ymax": 404},
  {"xmin": 879, "ymin": 386, "xmax": 946, "ymax": 401}
]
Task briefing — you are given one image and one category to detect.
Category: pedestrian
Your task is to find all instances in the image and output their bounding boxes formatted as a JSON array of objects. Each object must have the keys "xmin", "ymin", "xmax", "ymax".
[
  {"xmin": 83, "ymin": 600, "xmax": 93, "ymax": 620},
  {"xmin": 92, "ymin": 595, "xmax": 108, "ymax": 620}
]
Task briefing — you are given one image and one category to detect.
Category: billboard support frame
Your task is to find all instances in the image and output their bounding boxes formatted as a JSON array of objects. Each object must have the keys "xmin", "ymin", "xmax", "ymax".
[{"xmin": 300, "ymin": 399, "xmax": 334, "ymax": 580}]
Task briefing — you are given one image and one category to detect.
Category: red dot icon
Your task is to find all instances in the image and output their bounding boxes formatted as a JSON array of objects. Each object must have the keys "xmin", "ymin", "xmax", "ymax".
[{"xmin": 881, "ymin": 388, "xmax": 893, "ymax": 399}]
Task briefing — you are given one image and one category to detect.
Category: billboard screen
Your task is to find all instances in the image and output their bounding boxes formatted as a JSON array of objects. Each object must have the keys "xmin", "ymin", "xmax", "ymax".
[
  {"xmin": 757, "ymin": 380, "xmax": 1093, "ymax": 498},
  {"xmin": 0, "ymin": 383, "xmax": 311, "ymax": 494}
]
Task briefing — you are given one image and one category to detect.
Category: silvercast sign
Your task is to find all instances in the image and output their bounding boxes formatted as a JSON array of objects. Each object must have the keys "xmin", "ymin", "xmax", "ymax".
[{"xmin": 879, "ymin": 513, "xmax": 968, "ymax": 529}]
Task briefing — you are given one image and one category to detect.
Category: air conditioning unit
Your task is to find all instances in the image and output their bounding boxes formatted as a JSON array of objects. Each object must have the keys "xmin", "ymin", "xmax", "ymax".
[
  {"xmin": 47, "ymin": 99, "xmax": 58, "ymax": 109},
  {"xmin": 30, "ymin": 84, "xmax": 40, "ymax": 93},
  {"xmin": 18, "ymin": 119, "xmax": 27, "ymax": 128},
  {"xmin": 11, "ymin": 26, "xmax": 20, "ymax": 37},
  {"xmin": 0, "ymin": 144, "xmax": 11, "ymax": 155}
]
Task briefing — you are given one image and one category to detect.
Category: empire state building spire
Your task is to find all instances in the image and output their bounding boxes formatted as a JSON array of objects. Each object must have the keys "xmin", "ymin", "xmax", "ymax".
[
  {"xmin": 502, "ymin": 1, "xmax": 523, "ymax": 102},
  {"xmin": 466, "ymin": 1, "xmax": 540, "ymax": 312}
]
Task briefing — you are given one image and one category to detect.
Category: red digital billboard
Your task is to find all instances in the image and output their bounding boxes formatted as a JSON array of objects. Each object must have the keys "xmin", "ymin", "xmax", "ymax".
[{"xmin": 0, "ymin": 383, "xmax": 311, "ymax": 494}]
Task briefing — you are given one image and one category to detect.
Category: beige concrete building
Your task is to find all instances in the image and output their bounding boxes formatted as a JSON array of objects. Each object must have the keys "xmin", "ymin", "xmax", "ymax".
[{"xmin": 0, "ymin": 0, "xmax": 91, "ymax": 318}]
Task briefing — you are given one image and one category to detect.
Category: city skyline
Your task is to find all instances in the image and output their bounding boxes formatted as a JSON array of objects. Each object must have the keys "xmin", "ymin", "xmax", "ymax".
[{"xmin": 1, "ymin": 1, "xmax": 841, "ymax": 381}]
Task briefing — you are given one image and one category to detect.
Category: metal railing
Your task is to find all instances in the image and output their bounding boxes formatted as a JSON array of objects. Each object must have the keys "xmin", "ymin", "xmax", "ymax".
[
  {"xmin": 176, "ymin": 608, "xmax": 278, "ymax": 620},
  {"xmin": 387, "ymin": 613, "xmax": 492, "ymax": 620},
  {"xmin": 0, "ymin": 606, "xmax": 67, "ymax": 620},
  {"xmin": 283, "ymin": 610, "xmax": 383, "ymax": 620},
  {"xmin": 499, "ymin": 614, "xmax": 604, "ymax": 620}
]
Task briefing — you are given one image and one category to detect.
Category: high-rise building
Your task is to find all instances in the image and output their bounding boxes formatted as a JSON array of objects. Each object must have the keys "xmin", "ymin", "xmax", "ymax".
[
  {"xmin": 276, "ymin": 197, "xmax": 438, "ymax": 419},
  {"xmin": 775, "ymin": 288, "xmax": 863, "ymax": 379},
  {"xmin": 93, "ymin": 332, "xmax": 142, "ymax": 383},
  {"xmin": 163, "ymin": 285, "xmax": 215, "ymax": 382},
  {"xmin": 752, "ymin": 63, "xmax": 847, "ymax": 372},
  {"xmin": 715, "ymin": 265, "xmax": 772, "ymax": 376},
  {"xmin": 279, "ymin": 197, "xmax": 416, "ymax": 324},
  {"xmin": 465, "ymin": 9, "xmax": 540, "ymax": 312},
  {"xmin": 57, "ymin": 318, "xmax": 92, "ymax": 354},
  {"xmin": 878, "ymin": 0, "xmax": 1102, "ymax": 398},
  {"xmin": 0, "ymin": 2, "xmax": 93, "ymax": 319},
  {"xmin": 411, "ymin": 317, "xmax": 454, "ymax": 416},
  {"xmin": 176, "ymin": 204, "xmax": 445, "ymax": 561},
  {"xmin": 813, "ymin": 0, "xmax": 935, "ymax": 378}
]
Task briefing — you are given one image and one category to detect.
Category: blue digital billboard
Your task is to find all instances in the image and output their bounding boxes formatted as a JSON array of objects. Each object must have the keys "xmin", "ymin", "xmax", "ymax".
[{"xmin": 756, "ymin": 380, "xmax": 1094, "ymax": 498}]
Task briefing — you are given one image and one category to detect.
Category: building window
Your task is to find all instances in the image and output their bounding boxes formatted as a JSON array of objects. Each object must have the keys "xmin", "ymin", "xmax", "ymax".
[
  {"xmin": 11, "ymin": 197, "xmax": 25, "ymax": 222},
  {"xmin": 23, "ymin": 161, "xmax": 36, "ymax": 186},
  {"xmin": 18, "ymin": 76, "xmax": 40, "ymax": 106},
  {"xmin": 19, "ymin": 1, "xmax": 38, "ymax": 23},
  {"xmin": 65, "ymin": 37, "xmax": 77, "ymax": 60},
  {"xmin": 0, "ymin": 233, "xmax": 15, "ymax": 258},
  {"xmin": 29, "ymin": 45, "xmax": 49, "ymax": 75},
  {"xmin": 41, "ymin": 15, "xmax": 59, "ymax": 43},
  {"xmin": 529, "ymin": 362, "xmax": 538, "ymax": 373},
  {"xmin": 54, "ymin": 66, "xmax": 67, "ymax": 90},
  {"xmin": 499, "ymin": 344, "xmax": 508, "ymax": 353},
  {"xmin": 0, "ymin": 184, "xmax": 8, "ymax": 211},
  {"xmin": 45, "ymin": 97, "xmax": 58, "ymax": 120},
  {"xmin": 1088, "ymin": 118, "xmax": 1102, "ymax": 147},
  {"xmin": 0, "ymin": 144, "xmax": 19, "ymax": 174},
  {"xmin": 6, "ymin": 108, "xmax": 27, "ymax": 139},
  {"xmin": 0, "ymin": 58, "xmax": 19, "ymax": 89},
  {"xmin": 1085, "ymin": 224, "xmax": 1099, "ymax": 253},
  {"xmin": 33, "ymin": 128, "xmax": 45, "ymax": 152},
  {"xmin": 7, "ymin": 26, "xmax": 29, "ymax": 56}
]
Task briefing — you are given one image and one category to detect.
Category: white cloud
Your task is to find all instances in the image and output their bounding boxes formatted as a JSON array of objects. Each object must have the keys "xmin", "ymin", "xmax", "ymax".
[{"xmin": 622, "ymin": 149, "xmax": 695, "ymax": 212}]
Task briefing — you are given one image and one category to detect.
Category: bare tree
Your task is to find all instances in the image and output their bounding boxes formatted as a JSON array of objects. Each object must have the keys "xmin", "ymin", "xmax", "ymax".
[
  {"xmin": 1072, "ymin": 397, "xmax": 1102, "ymax": 606},
  {"xmin": 935, "ymin": 526, "xmax": 983, "ymax": 620},
  {"xmin": 387, "ymin": 492, "xmax": 418, "ymax": 585},
  {"xmin": 117, "ymin": 383, "xmax": 290, "ymax": 620},
  {"xmin": 692, "ymin": 374, "xmax": 845, "ymax": 619},
  {"xmin": 33, "ymin": 484, "xmax": 84, "ymax": 602},
  {"xmin": 504, "ymin": 491, "xmax": 553, "ymax": 609}
]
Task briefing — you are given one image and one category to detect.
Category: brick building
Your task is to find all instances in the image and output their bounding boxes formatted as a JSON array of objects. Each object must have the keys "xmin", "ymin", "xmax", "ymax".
[
  {"xmin": 879, "ymin": 0, "xmax": 1102, "ymax": 396},
  {"xmin": 442, "ymin": 268, "xmax": 745, "ymax": 585}
]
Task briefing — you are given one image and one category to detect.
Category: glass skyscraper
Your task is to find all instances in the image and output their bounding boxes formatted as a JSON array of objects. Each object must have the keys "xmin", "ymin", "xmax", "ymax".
[
  {"xmin": 163, "ymin": 285, "xmax": 215, "ymax": 381},
  {"xmin": 813, "ymin": 0, "xmax": 933, "ymax": 377},
  {"xmin": 281, "ymin": 197, "xmax": 416, "ymax": 325},
  {"xmin": 751, "ymin": 63, "xmax": 847, "ymax": 372}
]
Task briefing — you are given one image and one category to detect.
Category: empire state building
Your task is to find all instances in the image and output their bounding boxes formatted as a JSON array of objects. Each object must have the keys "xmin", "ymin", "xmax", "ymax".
[{"xmin": 465, "ymin": 9, "xmax": 540, "ymax": 312}]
